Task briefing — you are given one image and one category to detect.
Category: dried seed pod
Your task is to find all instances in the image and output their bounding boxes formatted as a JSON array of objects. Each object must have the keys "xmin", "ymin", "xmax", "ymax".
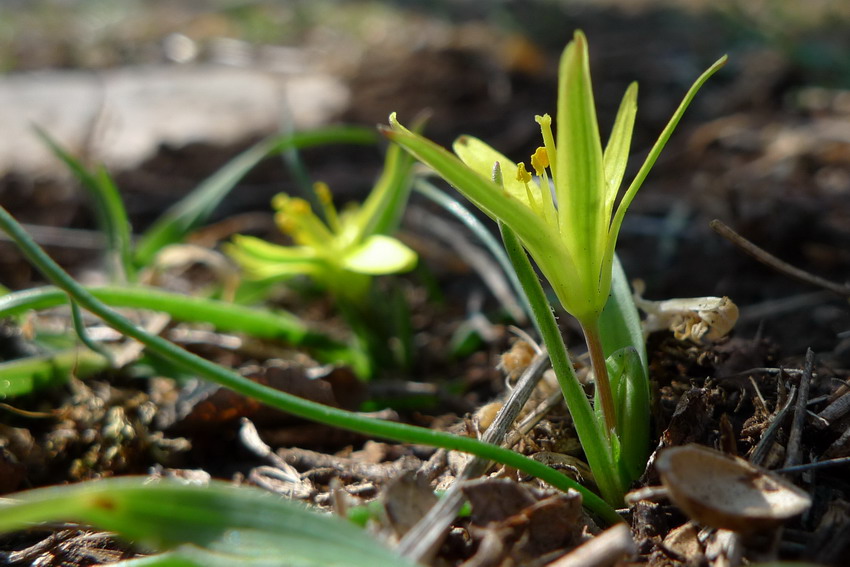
[{"xmin": 656, "ymin": 444, "xmax": 811, "ymax": 533}]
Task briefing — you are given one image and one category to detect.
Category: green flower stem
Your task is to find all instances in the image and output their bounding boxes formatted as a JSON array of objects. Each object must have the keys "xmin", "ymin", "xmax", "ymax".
[
  {"xmin": 499, "ymin": 222, "xmax": 624, "ymax": 506},
  {"xmin": 0, "ymin": 205, "xmax": 621, "ymax": 525},
  {"xmin": 580, "ymin": 319, "xmax": 617, "ymax": 436}
]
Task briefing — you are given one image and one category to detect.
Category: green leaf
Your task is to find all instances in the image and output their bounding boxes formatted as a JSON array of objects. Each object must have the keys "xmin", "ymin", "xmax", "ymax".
[
  {"xmin": 358, "ymin": 124, "xmax": 419, "ymax": 237},
  {"xmin": 0, "ymin": 285, "xmax": 357, "ymax": 365},
  {"xmin": 599, "ymin": 255, "xmax": 648, "ymax": 370},
  {"xmin": 599, "ymin": 255, "xmax": 650, "ymax": 483},
  {"xmin": 0, "ymin": 478, "xmax": 416, "ymax": 567},
  {"xmin": 602, "ymin": 82, "xmax": 638, "ymax": 218},
  {"xmin": 342, "ymin": 235, "xmax": 417, "ymax": 275},
  {"xmin": 603, "ymin": 54, "xmax": 728, "ymax": 293},
  {"xmin": 596, "ymin": 345, "xmax": 648, "ymax": 485}
]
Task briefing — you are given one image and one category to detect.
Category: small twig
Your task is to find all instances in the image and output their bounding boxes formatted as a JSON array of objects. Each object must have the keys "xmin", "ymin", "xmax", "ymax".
[
  {"xmin": 777, "ymin": 455, "xmax": 850, "ymax": 475},
  {"xmin": 784, "ymin": 349, "xmax": 814, "ymax": 472},
  {"xmin": 397, "ymin": 349, "xmax": 551, "ymax": 563},
  {"xmin": 545, "ymin": 524, "xmax": 636, "ymax": 567},
  {"xmin": 816, "ymin": 389, "xmax": 850, "ymax": 428},
  {"xmin": 825, "ymin": 424, "xmax": 850, "ymax": 459},
  {"xmin": 737, "ymin": 291, "xmax": 835, "ymax": 323},
  {"xmin": 751, "ymin": 382, "xmax": 797, "ymax": 468},
  {"xmin": 716, "ymin": 367, "xmax": 806, "ymax": 379},
  {"xmin": 710, "ymin": 219, "xmax": 850, "ymax": 298},
  {"xmin": 505, "ymin": 389, "xmax": 565, "ymax": 448}
]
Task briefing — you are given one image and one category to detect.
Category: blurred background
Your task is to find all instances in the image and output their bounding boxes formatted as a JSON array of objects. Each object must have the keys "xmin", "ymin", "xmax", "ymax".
[{"xmin": 1, "ymin": 0, "xmax": 849, "ymax": 357}]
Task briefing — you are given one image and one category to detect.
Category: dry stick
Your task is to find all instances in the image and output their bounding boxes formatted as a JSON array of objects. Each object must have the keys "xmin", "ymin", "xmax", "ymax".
[
  {"xmin": 777, "ymin": 455, "xmax": 850, "ymax": 475},
  {"xmin": 751, "ymin": 381, "xmax": 797, "ymax": 468},
  {"xmin": 710, "ymin": 219, "xmax": 850, "ymax": 298},
  {"xmin": 544, "ymin": 524, "xmax": 636, "ymax": 567},
  {"xmin": 784, "ymin": 348, "xmax": 815, "ymax": 472},
  {"xmin": 397, "ymin": 349, "xmax": 551, "ymax": 563},
  {"xmin": 816, "ymin": 389, "xmax": 850, "ymax": 427},
  {"xmin": 824, "ymin": 422, "xmax": 850, "ymax": 459},
  {"xmin": 506, "ymin": 389, "xmax": 566, "ymax": 447}
]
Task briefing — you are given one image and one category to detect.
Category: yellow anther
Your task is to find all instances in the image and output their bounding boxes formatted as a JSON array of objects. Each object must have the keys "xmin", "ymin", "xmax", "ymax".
[
  {"xmin": 530, "ymin": 147, "xmax": 549, "ymax": 176},
  {"xmin": 516, "ymin": 162, "xmax": 532, "ymax": 184},
  {"xmin": 287, "ymin": 198, "xmax": 312, "ymax": 216},
  {"xmin": 271, "ymin": 193, "xmax": 290, "ymax": 211},
  {"xmin": 275, "ymin": 212, "xmax": 298, "ymax": 235},
  {"xmin": 314, "ymin": 181, "xmax": 332, "ymax": 204}
]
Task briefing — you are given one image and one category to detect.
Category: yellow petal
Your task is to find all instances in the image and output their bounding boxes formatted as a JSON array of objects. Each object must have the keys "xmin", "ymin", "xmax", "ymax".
[{"xmin": 452, "ymin": 135, "xmax": 541, "ymax": 210}]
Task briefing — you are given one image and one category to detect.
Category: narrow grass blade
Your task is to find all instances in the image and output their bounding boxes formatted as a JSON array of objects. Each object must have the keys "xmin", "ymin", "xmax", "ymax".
[
  {"xmin": 134, "ymin": 127, "xmax": 376, "ymax": 268},
  {"xmin": 603, "ymin": 55, "xmax": 727, "ymax": 284},
  {"xmin": 0, "ymin": 204, "xmax": 621, "ymax": 524},
  {"xmin": 0, "ymin": 285, "xmax": 360, "ymax": 369},
  {"xmin": 0, "ymin": 478, "xmax": 417, "ymax": 567},
  {"xmin": 35, "ymin": 127, "xmax": 135, "ymax": 282}
]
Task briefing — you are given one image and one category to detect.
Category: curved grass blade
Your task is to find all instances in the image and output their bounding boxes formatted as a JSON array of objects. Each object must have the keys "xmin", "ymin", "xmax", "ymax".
[
  {"xmin": 0, "ymin": 204, "xmax": 621, "ymax": 524},
  {"xmin": 0, "ymin": 285, "xmax": 363, "ymax": 370},
  {"xmin": 134, "ymin": 127, "xmax": 377, "ymax": 268},
  {"xmin": 35, "ymin": 127, "xmax": 135, "ymax": 282},
  {"xmin": 0, "ymin": 478, "xmax": 416, "ymax": 567},
  {"xmin": 414, "ymin": 178, "xmax": 531, "ymax": 325}
]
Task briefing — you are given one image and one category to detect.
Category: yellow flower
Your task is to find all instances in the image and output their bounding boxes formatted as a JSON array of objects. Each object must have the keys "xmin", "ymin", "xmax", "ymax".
[
  {"xmin": 227, "ymin": 182, "xmax": 417, "ymax": 304},
  {"xmin": 385, "ymin": 31, "xmax": 725, "ymax": 327}
]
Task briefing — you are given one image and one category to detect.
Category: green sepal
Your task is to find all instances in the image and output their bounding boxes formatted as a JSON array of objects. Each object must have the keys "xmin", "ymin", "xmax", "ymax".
[{"xmin": 224, "ymin": 235, "xmax": 321, "ymax": 280}]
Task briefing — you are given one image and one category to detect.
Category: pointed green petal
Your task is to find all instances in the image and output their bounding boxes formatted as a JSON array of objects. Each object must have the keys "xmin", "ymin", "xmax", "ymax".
[
  {"xmin": 342, "ymin": 235, "xmax": 417, "ymax": 275},
  {"xmin": 452, "ymin": 135, "xmax": 539, "ymax": 210},
  {"xmin": 225, "ymin": 235, "xmax": 322, "ymax": 280},
  {"xmin": 357, "ymin": 121, "xmax": 419, "ymax": 238},
  {"xmin": 556, "ymin": 31, "xmax": 607, "ymax": 314},
  {"xmin": 601, "ymin": 55, "xmax": 727, "ymax": 297},
  {"xmin": 602, "ymin": 82, "xmax": 638, "ymax": 220}
]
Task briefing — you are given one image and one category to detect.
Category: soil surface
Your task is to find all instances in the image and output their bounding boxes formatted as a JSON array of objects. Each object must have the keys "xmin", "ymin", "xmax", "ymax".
[{"xmin": 1, "ymin": 2, "xmax": 849, "ymax": 566}]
